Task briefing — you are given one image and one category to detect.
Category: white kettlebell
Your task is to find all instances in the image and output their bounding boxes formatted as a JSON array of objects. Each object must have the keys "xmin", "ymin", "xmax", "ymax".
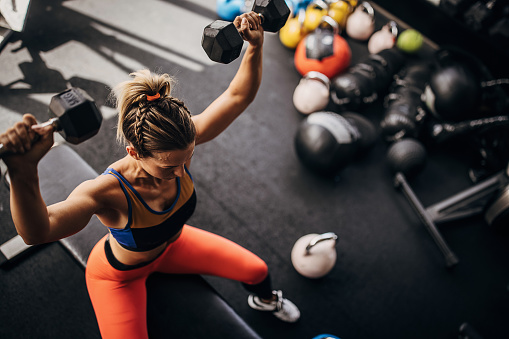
[
  {"xmin": 345, "ymin": 1, "xmax": 375, "ymax": 41},
  {"xmin": 293, "ymin": 71, "xmax": 331, "ymax": 115},
  {"xmin": 368, "ymin": 21, "xmax": 398, "ymax": 54},
  {"xmin": 291, "ymin": 232, "xmax": 338, "ymax": 278}
]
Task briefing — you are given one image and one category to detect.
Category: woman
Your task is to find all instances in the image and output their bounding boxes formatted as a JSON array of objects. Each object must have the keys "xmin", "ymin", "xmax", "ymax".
[{"xmin": 0, "ymin": 12, "xmax": 300, "ymax": 339}]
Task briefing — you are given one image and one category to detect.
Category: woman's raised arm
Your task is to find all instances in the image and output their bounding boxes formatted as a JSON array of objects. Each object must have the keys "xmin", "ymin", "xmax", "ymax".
[{"xmin": 192, "ymin": 11, "xmax": 264, "ymax": 145}]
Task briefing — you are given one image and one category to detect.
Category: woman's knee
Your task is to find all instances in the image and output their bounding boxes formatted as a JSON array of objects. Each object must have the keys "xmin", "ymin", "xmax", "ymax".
[{"xmin": 245, "ymin": 257, "xmax": 269, "ymax": 285}]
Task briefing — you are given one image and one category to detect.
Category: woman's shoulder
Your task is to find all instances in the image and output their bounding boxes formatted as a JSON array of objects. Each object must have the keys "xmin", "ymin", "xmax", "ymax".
[
  {"xmin": 72, "ymin": 171, "xmax": 123, "ymax": 201},
  {"xmin": 69, "ymin": 172, "xmax": 127, "ymax": 226},
  {"xmin": 67, "ymin": 159, "xmax": 127, "ymax": 203},
  {"xmin": 65, "ymin": 171, "xmax": 127, "ymax": 223}
]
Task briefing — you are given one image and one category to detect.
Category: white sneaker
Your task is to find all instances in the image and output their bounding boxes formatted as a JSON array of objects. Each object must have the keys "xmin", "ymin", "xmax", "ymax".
[{"xmin": 248, "ymin": 290, "xmax": 300, "ymax": 323}]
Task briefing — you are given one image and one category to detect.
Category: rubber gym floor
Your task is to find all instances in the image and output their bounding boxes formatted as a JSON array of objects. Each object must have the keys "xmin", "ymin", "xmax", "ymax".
[{"xmin": 1, "ymin": 0, "xmax": 508, "ymax": 338}]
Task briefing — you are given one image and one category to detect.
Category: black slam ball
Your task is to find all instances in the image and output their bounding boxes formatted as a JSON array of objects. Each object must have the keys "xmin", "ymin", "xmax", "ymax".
[
  {"xmin": 295, "ymin": 111, "xmax": 375, "ymax": 175},
  {"xmin": 386, "ymin": 138, "xmax": 427, "ymax": 177},
  {"xmin": 425, "ymin": 64, "xmax": 480, "ymax": 121}
]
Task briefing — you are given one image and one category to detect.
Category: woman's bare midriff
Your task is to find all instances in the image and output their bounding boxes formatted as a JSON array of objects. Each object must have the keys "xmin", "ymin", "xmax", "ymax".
[{"xmin": 109, "ymin": 228, "xmax": 183, "ymax": 266}]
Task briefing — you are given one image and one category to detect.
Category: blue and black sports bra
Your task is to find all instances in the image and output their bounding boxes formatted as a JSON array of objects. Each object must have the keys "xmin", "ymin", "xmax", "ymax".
[{"xmin": 102, "ymin": 166, "xmax": 196, "ymax": 252}]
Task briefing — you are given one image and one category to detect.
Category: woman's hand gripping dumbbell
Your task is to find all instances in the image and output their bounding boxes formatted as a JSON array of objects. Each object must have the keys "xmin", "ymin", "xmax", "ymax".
[
  {"xmin": 0, "ymin": 87, "xmax": 102, "ymax": 170},
  {"xmin": 202, "ymin": 0, "xmax": 290, "ymax": 63}
]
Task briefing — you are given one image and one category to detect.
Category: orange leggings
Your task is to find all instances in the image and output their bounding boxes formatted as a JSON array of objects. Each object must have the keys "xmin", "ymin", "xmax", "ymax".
[{"xmin": 85, "ymin": 225, "xmax": 270, "ymax": 339}]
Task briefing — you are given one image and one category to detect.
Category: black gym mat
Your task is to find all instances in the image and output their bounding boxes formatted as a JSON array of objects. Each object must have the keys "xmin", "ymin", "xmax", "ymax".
[{"xmin": 1, "ymin": 1, "xmax": 508, "ymax": 339}]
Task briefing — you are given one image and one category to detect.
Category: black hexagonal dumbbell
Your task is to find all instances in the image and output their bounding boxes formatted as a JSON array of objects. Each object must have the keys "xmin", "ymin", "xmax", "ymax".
[
  {"xmin": 0, "ymin": 87, "xmax": 103, "ymax": 157},
  {"xmin": 48, "ymin": 87, "xmax": 102, "ymax": 144},
  {"xmin": 202, "ymin": 0, "xmax": 290, "ymax": 64}
]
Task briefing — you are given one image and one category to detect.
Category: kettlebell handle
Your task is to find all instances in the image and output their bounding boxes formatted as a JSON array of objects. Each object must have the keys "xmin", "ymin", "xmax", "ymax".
[
  {"xmin": 386, "ymin": 20, "xmax": 398, "ymax": 37},
  {"xmin": 357, "ymin": 1, "xmax": 374, "ymax": 18},
  {"xmin": 298, "ymin": 8, "xmax": 306, "ymax": 25},
  {"xmin": 305, "ymin": 232, "xmax": 338, "ymax": 254},
  {"xmin": 319, "ymin": 15, "xmax": 341, "ymax": 34},
  {"xmin": 303, "ymin": 71, "xmax": 331, "ymax": 90},
  {"xmin": 310, "ymin": 0, "xmax": 329, "ymax": 10}
]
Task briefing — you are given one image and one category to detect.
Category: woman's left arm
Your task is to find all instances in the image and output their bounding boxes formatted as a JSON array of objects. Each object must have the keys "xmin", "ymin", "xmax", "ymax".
[{"xmin": 192, "ymin": 11, "xmax": 264, "ymax": 145}]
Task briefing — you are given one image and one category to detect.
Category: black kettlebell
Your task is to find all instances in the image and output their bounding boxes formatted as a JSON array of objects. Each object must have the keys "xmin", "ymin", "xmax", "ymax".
[
  {"xmin": 330, "ymin": 48, "xmax": 406, "ymax": 111},
  {"xmin": 330, "ymin": 72, "xmax": 375, "ymax": 111},
  {"xmin": 381, "ymin": 62, "xmax": 433, "ymax": 142}
]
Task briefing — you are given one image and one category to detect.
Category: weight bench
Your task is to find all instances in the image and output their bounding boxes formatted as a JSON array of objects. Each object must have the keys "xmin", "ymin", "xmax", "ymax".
[{"xmin": 1, "ymin": 144, "xmax": 261, "ymax": 339}]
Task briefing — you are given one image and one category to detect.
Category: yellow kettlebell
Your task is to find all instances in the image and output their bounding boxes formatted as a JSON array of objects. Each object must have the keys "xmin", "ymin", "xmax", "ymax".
[
  {"xmin": 303, "ymin": 0, "xmax": 328, "ymax": 32},
  {"xmin": 328, "ymin": 0, "xmax": 352, "ymax": 28},
  {"xmin": 280, "ymin": 9, "xmax": 307, "ymax": 49}
]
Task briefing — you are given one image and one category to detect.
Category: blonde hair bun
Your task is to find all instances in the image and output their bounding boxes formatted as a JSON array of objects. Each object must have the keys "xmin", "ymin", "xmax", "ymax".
[{"xmin": 113, "ymin": 69, "xmax": 195, "ymax": 157}]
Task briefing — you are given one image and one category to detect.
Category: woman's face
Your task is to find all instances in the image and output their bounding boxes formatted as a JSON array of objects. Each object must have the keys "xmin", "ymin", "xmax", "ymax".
[{"xmin": 137, "ymin": 143, "xmax": 195, "ymax": 180}]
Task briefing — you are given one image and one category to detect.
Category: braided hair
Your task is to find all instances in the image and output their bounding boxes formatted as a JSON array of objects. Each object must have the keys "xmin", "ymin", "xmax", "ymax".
[{"xmin": 114, "ymin": 70, "xmax": 196, "ymax": 158}]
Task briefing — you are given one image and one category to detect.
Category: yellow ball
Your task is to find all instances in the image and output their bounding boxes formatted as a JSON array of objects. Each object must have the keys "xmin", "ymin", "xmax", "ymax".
[{"xmin": 396, "ymin": 29, "xmax": 423, "ymax": 53}]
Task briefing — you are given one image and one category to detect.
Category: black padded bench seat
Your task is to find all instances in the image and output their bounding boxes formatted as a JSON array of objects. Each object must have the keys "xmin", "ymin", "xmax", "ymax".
[{"xmin": 31, "ymin": 144, "xmax": 262, "ymax": 339}]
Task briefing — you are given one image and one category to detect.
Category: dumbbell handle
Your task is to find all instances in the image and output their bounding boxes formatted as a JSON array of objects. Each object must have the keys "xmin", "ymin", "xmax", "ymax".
[
  {"xmin": 430, "ymin": 115, "xmax": 509, "ymax": 144},
  {"xmin": 235, "ymin": 13, "xmax": 265, "ymax": 39},
  {"xmin": 236, "ymin": 12, "xmax": 277, "ymax": 35},
  {"xmin": 394, "ymin": 172, "xmax": 459, "ymax": 268},
  {"xmin": 233, "ymin": 0, "xmax": 291, "ymax": 33},
  {"xmin": 256, "ymin": 12, "xmax": 264, "ymax": 24},
  {"xmin": 0, "ymin": 118, "xmax": 60, "ymax": 158}
]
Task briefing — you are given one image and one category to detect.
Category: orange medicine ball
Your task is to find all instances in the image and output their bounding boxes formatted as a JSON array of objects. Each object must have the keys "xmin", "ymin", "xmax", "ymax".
[{"xmin": 294, "ymin": 21, "xmax": 351, "ymax": 79}]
